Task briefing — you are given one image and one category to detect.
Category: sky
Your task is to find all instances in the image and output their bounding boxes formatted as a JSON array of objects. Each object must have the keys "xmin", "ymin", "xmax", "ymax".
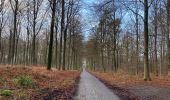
[
  {"xmin": 79, "ymin": 0, "xmax": 145, "ymax": 41},
  {"xmin": 79, "ymin": 0, "xmax": 133, "ymax": 40},
  {"xmin": 80, "ymin": 0, "xmax": 101, "ymax": 40}
]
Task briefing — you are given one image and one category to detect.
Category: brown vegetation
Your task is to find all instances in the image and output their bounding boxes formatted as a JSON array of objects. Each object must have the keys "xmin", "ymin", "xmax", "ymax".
[
  {"xmin": 92, "ymin": 71, "xmax": 170, "ymax": 99},
  {"xmin": 0, "ymin": 66, "xmax": 80, "ymax": 100}
]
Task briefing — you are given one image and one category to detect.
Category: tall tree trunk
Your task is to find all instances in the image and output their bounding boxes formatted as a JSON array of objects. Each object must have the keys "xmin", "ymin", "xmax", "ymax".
[
  {"xmin": 113, "ymin": 5, "xmax": 117, "ymax": 72},
  {"xmin": 47, "ymin": 0, "xmax": 56, "ymax": 70},
  {"xmin": 135, "ymin": 0, "xmax": 139, "ymax": 75},
  {"xmin": 154, "ymin": 1, "xmax": 158, "ymax": 76},
  {"xmin": 67, "ymin": 27, "xmax": 72, "ymax": 69},
  {"xmin": 59, "ymin": 0, "xmax": 65, "ymax": 70},
  {"xmin": 55, "ymin": 18, "xmax": 58, "ymax": 68},
  {"xmin": 11, "ymin": 1, "xmax": 18, "ymax": 65},
  {"xmin": 0, "ymin": 27, "xmax": 2, "ymax": 63},
  {"xmin": 63, "ymin": 24, "xmax": 68, "ymax": 70},
  {"xmin": 167, "ymin": 0, "xmax": 170, "ymax": 76},
  {"xmin": 143, "ymin": 0, "xmax": 151, "ymax": 81},
  {"xmin": 62, "ymin": 4, "xmax": 70, "ymax": 70},
  {"xmin": 26, "ymin": 28, "xmax": 30, "ymax": 65},
  {"xmin": 8, "ymin": 30, "xmax": 12, "ymax": 63},
  {"xmin": 0, "ymin": 0, "xmax": 4, "ymax": 64},
  {"xmin": 32, "ymin": 0, "xmax": 36, "ymax": 65},
  {"xmin": 60, "ymin": 0, "xmax": 65, "ymax": 70}
]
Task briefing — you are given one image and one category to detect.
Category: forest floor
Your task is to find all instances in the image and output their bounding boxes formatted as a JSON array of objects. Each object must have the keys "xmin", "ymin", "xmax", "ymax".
[
  {"xmin": 0, "ymin": 65, "xmax": 80, "ymax": 100},
  {"xmin": 92, "ymin": 71, "xmax": 170, "ymax": 100}
]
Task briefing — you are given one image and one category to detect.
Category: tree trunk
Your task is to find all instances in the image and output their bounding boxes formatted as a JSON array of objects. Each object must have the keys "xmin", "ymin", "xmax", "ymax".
[
  {"xmin": 11, "ymin": 1, "xmax": 18, "ymax": 65},
  {"xmin": 8, "ymin": 30, "xmax": 12, "ymax": 63},
  {"xmin": 135, "ymin": 0, "xmax": 139, "ymax": 75},
  {"xmin": 59, "ymin": 0, "xmax": 65, "ymax": 70},
  {"xmin": 143, "ymin": 0, "xmax": 151, "ymax": 81},
  {"xmin": 61, "ymin": 0, "xmax": 65, "ymax": 70},
  {"xmin": 55, "ymin": 18, "xmax": 58, "ymax": 68},
  {"xmin": 32, "ymin": 0, "xmax": 36, "ymax": 65},
  {"xmin": 47, "ymin": 0, "xmax": 56, "ymax": 70},
  {"xmin": 167, "ymin": 0, "xmax": 170, "ymax": 76},
  {"xmin": 0, "ymin": 28, "xmax": 2, "ymax": 63},
  {"xmin": 154, "ymin": 8, "xmax": 158, "ymax": 76}
]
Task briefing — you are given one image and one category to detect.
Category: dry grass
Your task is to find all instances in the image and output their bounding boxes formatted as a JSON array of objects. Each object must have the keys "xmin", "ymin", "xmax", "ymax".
[
  {"xmin": 92, "ymin": 71, "xmax": 170, "ymax": 88},
  {"xmin": 0, "ymin": 65, "xmax": 80, "ymax": 100}
]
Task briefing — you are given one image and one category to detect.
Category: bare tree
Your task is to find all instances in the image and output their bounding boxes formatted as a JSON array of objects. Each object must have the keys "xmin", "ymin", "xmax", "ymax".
[
  {"xmin": 47, "ymin": 0, "xmax": 57, "ymax": 70},
  {"xmin": 0, "ymin": 0, "xmax": 7, "ymax": 63},
  {"xmin": 59, "ymin": 0, "xmax": 65, "ymax": 70},
  {"xmin": 9, "ymin": 0, "xmax": 19, "ymax": 64},
  {"xmin": 31, "ymin": 0, "xmax": 44, "ymax": 65},
  {"xmin": 153, "ymin": 0, "xmax": 158, "ymax": 76}
]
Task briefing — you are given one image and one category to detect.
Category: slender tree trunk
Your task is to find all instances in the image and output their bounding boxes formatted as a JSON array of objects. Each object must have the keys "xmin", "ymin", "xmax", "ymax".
[
  {"xmin": 11, "ymin": 1, "xmax": 18, "ymax": 65},
  {"xmin": 154, "ymin": 3, "xmax": 158, "ymax": 76},
  {"xmin": 167, "ymin": 0, "xmax": 170, "ymax": 76},
  {"xmin": 55, "ymin": 18, "xmax": 58, "ymax": 68},
  {"xmin": 32, "ymin": 0, "xmax": 36, "ymax": 65},
  {"xmin": 47, "ymin": 0, "xmax": 56, "ymax": 70},
  {"xmin": 8, "ymin": 30, "xmax": 12, "ymax": 63},
  {"xmin": 15, "ymin": 31, "xmax": 19, "ymax": 64},
  {"xmin": 0, "ymin": 0, "xmax": 4, "ymax": 64},
  {"xmin": 32, "ymin": 34, "xmax": 36, "ymax": 65},
  {"xmin": 0, "ymin": 28, "xmax": 2, "ymax": 63},
  {"xmin": 59, "ymin": 32, "xmax": 63, "ymax": 69},
  {"xmin": 113, "ymin": 8, "xmax": 117, "ymax": 72},
  {"xmin": 63, "ymin": 27, "xmax": 67, "ymax": 70},
  {"xmin": 59, "ymin": 0, "xmax": 65, "ymax": 70},
  {"xmin": 152, "ymin": 0, "xmax": 159, "ymax": 76},
  {"xmin": 67, "ymin": 28, "xmax": 72, "ymax": 69},
  {"xmin": 101, "ymin": 49, "xmax": 105, "ymax": 72},
  {"xmin": 61, "ymin": 0, "xmax": 65, "ymax": 70},
  {"xmin": 160, "ymin": 32, "xmax": 163, "ymax": 76},
  {"xmin": 135, "ymin": 0, "xmax": 139, "ymax": 75},
  {"xmin": 26, "ymin": 28, "xmax": 30, "ymax": 65},
  {"xmin": 143, "ymin": 0, "xmax": 151, "ymax": 81}
]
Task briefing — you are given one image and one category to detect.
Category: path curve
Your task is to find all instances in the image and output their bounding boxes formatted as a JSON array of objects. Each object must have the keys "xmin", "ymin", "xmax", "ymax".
[{"xmin": 74, "ymin": 69, "xmax": 120, "ymax": 100}]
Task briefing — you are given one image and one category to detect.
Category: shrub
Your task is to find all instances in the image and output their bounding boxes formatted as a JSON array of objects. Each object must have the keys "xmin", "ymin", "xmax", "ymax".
[
  {"xmin": 1, "ymin": 89, "xmax": 12, "ymax": 96},
  {"xmin": 14, "ymin": 75, "xmax": 33, "ymax": 88}
]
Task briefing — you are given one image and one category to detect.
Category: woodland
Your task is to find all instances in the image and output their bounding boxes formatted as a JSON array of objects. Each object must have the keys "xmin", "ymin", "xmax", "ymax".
[{"xmin": 0, "ymin": 0, "xmax": 169, "ymax": 99}]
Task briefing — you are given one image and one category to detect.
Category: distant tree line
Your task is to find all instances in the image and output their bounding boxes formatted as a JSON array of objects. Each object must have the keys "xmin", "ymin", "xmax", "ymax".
[
  {"xmin": 86, "ymin": 0, "xmax": 170, "ymax": 80},
  {"xmin": 0, "ymin": 0, "xmax": 84, "ymax": 70}
]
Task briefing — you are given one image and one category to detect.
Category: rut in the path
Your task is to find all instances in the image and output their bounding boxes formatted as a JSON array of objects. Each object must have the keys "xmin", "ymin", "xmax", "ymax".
[{"xmin": 74, "ymin": 70, "xmax": 120, "ymax": 100}]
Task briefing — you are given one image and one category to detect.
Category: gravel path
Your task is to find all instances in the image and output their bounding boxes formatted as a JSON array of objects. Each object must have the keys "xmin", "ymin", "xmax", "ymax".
[
  {"xmin": 74, "ymin": 69, "xmax": 120, "ymax": 100},
  {"xmin": 128, "ymin": 85, "xmax": 170, "ymax": 100}
]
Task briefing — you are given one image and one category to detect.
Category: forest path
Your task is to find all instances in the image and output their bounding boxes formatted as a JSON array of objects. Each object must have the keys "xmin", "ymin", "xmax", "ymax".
[
  {"xmin": 73, "ymin": 69, "xmax": 120, "ymax": 100},
  {"xmin": 127, "ymin": 85, "xmax": 170, "ymax": 100}
]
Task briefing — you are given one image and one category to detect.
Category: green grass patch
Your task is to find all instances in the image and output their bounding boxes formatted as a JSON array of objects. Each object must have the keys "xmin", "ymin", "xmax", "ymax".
[
  {"xmin": 1, "ymin": 89, "xmax": 12, "ymax": 96},
  {"xmin": 13, "ymin": 75, "xmax": 33, "ymax": 88}
]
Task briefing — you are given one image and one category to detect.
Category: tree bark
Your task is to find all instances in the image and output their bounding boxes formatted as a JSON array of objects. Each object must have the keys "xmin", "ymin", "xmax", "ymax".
[
  {"xmin": 47, "ymin": 0, "xmax": 56, "ymax": 70},
  {"xmin": 153, "ymin": 0, "xmax": 158, "ymax": 76},
  {"xmin": 167, "ymin": 0, "xmax": 170, "ymax": 76},
  {"xmin": 135, "ymin": 0, "xmax": 139, "ymax": 75},
  {"xmin": 143, "ymin": 0, "xmax": 151, "ymax": 81}
]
